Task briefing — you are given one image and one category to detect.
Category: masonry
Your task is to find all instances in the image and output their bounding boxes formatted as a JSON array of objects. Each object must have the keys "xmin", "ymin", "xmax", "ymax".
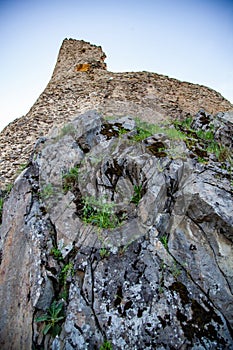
[{"xmin": 0, "ymin": 38, "xmax": 232, "ymax": 188}]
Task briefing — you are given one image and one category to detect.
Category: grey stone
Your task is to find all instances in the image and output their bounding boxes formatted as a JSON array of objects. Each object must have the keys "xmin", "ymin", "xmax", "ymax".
[{"xmin": 0, "ymin": 110, "xmax": 232, "ymax": 349}]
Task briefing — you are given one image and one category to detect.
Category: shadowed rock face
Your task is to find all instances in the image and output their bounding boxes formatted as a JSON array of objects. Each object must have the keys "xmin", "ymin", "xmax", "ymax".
[
  {"xmin": 0, "ymin": 38, "xmax": 232, "ymax": 188},
  {"xmin": 0, "ymin": 110, "xmax": 232, "ymax": 349}
]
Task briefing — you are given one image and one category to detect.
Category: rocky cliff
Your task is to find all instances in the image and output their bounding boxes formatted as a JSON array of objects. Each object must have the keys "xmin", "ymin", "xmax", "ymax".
[
  {"xmin": 0, "ymin": 107, "xmax": 232, "ymax": 349},
  {"xmin": 0, "ymin": 38, "xmax": 232, "ymax": 188},
  {"xmin": 0, "ymin": 39, "xmax": 233, "ymax": 350}
]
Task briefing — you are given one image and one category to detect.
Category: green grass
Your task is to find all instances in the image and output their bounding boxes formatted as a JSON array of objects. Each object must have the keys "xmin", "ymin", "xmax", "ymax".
[
  {"xmin": 118, "ymin": 127, "xmax": 129, "ymax": 137},
  {"xmin": 50, "ymin": 247, "xmax": 63, "ymax": 261},
  {"xmin": 132, "ymin": 119, "xmax": 161, "ymax": 142},
  {"xmin": 132, "ymin": 118, "xmax": 187, "ymax": 142},
  {"xmin": 174, "ymin": 116, "xmax": 193, "ymax": 130},
  {"xmin": 59, "ymin": 263, "xmax": 74, "ymax": 285},
  {"xmin": 131, "ymin": 184, "xmax": 143, "ymax": 205},
  {"xmin": 40, "ymin": 184, "xmax": 54, "ymax": 200},
  {"xmin": 196, "ymin": 129, "xmax": 215, "ymax": 141},
  {"xmin": 174, "ymin": 116, "xmax": 233, "ymax": 163},
  {"xmin": 5, "ymin": 183, "xmax": 13, "ymax": 194},
  {"xmin": 162, "ymin": 127, "xmax": 187, "ymax": 140},
  {"xmin": 17, "ymin": 163, "xmax": 28, "ymax": 174},
  {"xmin": 82, "ymin": 196, "xmax": 122, "ymax": 229}
]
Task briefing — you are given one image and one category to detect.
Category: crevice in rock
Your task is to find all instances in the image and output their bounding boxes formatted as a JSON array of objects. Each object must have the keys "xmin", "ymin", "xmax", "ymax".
[{"xmin": 89, "ymin": 249, "xmax": 106, "ymax": 338}]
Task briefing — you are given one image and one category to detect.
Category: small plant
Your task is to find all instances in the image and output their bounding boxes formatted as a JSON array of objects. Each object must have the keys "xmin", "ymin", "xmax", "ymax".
[
  {"xmin": 118, "ymin": 127, "xmax": 128, "ymax": 137},
  {"xmin": 131, "ymin": 184, "xmax": 143, "ymax": 205},
  {"xmin": 100, "ymin": 340, "xmax": 113, "ymax": 350},
  {"xmin": 18, "ymin": 163, "xmax": 28, "ymax": 172},
  {"xmin": 82, "ymin": 196, "xmax": 121, "ymax": 229},
  {"xmin": 132, "ymin": 122, "xmax": 155, "ymax": 142},
  {"xmin": 171, "ymin": 262, "xmax": 181, "ymax": 279},
  {"xmin": 35, "ymin": 300, "xmax": 65, "ymax": 337},
  {"xmin": 131, "ymin": 118, "xmax": 158, "ymax": 142},
  {"xmin": 59, "ymin": 262, "xmax": 74, "ymax": 286},
  {"xmin": 118, "ymin": 240, "xmax": 133, "ymax": 256},
  {"xmin": 178, "ymin": 116, "xmax": 193, "ymax": 129},
  {"xmin": 5, "ymin": 183, "xmax": 13, "ymax": 194},
  {"xmin": 50, "ymin": 247, "xmax": 63, "ymax": 261},
  {"xmin": 62, "ymin": 165, "xmax": 79, "ymax": 192},
  {"xmin": 58, "ymin": 263, "xmax": 74, "ymax": 301},
  {"xmin": 197, "ymin": 156, "xmax": 207, "ymax": 163},
  {"xmin": 40, "ymin": 184, "xmax": 54, "ymax": 200},
  {"xmin": 160, "ymin": 235, "xmax": 169, "ymax": 250},
  {"xmin": 99, "ymin": 247, "xmax": 110, "ymax": 259},
  {"xmin": 196, "ymin": 129, "xmax": 215, "ymax": 141}
]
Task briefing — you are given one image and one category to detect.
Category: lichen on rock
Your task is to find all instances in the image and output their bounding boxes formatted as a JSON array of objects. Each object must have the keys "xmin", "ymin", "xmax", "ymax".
[{"xmin": 0, "ymin": 109, "xmax": 232, "ymax": 349}]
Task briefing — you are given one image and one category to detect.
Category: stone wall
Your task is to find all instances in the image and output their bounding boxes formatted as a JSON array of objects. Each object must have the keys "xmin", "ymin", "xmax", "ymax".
[{"xmin": 0, "ymin": 38, "xmax": 232, "ymax": 188}]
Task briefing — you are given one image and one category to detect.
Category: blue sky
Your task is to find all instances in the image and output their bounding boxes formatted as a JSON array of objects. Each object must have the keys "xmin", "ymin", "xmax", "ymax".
[{"xmin": 0, "ymin": 0, "xmax": 233, "ymax": 131}]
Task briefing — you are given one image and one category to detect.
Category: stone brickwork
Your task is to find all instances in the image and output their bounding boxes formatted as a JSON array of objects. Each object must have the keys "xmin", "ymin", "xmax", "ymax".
[{"xmin": 0, "ymin": 38, "xmax": 232, "ymax": 188}]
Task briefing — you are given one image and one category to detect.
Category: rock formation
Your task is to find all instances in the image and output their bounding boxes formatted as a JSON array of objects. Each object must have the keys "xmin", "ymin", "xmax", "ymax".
[
  {"xmin": 0, "ymin": 38, "xmax": 232, "ymax": 188},
  {"xmin": 0, "ymin": 39, "xmax": 233, "ymax": 349},
  {"xmin": 0, "ymin": 107, "xmax": 233, "ymax": 349}
]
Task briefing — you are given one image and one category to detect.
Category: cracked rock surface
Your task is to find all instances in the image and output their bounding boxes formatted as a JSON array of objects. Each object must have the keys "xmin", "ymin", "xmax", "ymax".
[{"xmin": 0, "ymin": 110, "xmax": 233, "ymax": 349}]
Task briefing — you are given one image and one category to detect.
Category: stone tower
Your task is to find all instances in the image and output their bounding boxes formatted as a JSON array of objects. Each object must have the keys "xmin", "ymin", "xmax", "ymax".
[{"xmin": 51, "ymin": 39, "xmax": 107, "ymax": 81}]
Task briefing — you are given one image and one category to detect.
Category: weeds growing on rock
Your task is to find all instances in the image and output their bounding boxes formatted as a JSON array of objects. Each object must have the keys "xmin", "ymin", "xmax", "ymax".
[
  {"xmin": 133, "ymin": 118, "xmax": 187, "ymax": 142},
  {"xmin": 62, "ymin": 165, "xmax": 79, "ymax": 192},
  {"xmin": 131, "ymin": 184, "xmax": 143, "ymax": 205},
  {"xmin": 160, "ymin": 235, "xmax": 169, "ymax": 250},
  {"xmin": 5, "ymin": 183, "xmax": 13, "ymax": 194},
  {"xmin": 40, "ymin": 184, "xmax": 54, "ymax": 200},
  {"xmin": 17, "ymin": 163, "xmax": 28, "ymax": 174},
  {"xmin": 171, "ymin": 262, "xmax": 182, "ymax": 280},
  {"xmin": 50, "ymin": 247, "xmax": 63, "ymax": 261},
  {"xmin": 99, "ymin": 247, "xmax": 110, "ymax": 259},
  {"xmin": 100, "ymin": 340, "xmax": 113, "ymax": 350},
  {"xmin": 59, "ymin": 262, "xmax": 74, "ymax": 286},
  {"xmin": 174, "ymin": 116, "xmax": 232, "ymax": 163},
  {"xmin": 82, "ymin": 196, "xmax": 122, "ymax": 229},
  {"xmin": 132, "ymin": 118, "xmax": 160, "ymax": 142},
  {"xmin": 35, "ymin": 300, "xmax": 65, "ymax": 337}
]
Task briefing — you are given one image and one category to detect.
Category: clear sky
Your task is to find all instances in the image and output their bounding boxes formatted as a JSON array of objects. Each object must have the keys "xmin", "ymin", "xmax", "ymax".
[{"xmin": 0, "ymin": 0, "xmax": 233, "ymax": 132}]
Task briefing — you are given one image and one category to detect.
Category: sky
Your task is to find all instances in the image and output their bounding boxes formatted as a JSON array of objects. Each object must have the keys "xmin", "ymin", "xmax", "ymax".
[{"xmin": 0, "ymin": 0, "xmax": 233, "ymax": 132}]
